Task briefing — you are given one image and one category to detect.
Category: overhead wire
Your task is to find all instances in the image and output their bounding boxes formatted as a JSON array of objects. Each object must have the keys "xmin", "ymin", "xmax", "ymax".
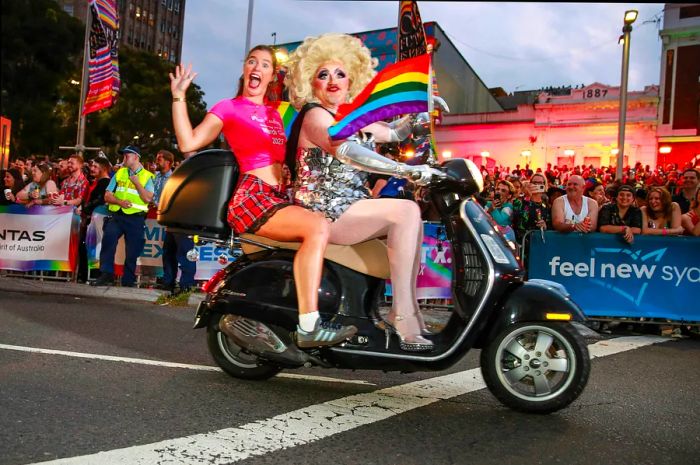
[{"xmin": 444, "ymin": 12, "xmax": 662, "ymax": 64}]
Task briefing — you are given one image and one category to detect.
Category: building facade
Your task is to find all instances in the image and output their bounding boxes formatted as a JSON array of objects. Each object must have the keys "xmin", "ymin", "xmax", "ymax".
[
  {"xmin": 435, "ymin": 83, "xmax": 659, "ymax": 172},
  {"xmin": 58, "ymin": 0, "xmax": 185, "ymax": 64},
  {"xmin": 276, "ymin": 22, "xmax": 504, "ymax": 115},
  {"xmin": 657, "ymin": 3, "xmax": 700, "ymax": 166}
]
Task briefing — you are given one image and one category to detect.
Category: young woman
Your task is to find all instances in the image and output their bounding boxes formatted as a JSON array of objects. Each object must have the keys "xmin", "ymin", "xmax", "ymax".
[
  {"xmin": 598, "ymin": 185, "xmax": 642, "ymax": 244},
  {"xmin": 486, "ymin": 180, "xmax": 516, "ymax": 242},
  {"xmin": 641, "ymin": 187, "xmax": 683, "ymax": 236},
  {"xmin": 681, "ymin": 188, "xmax": 700, "ymax": 236},
  {"xmin": 169, "ymin": 45, "xmax": 356, "ymax": 348},
  {"xmin": 284, "ymin": 33, "xmax": 439, "ymax": 352},
  {"xmin": 514, "ymin": 173, "xmax": 551, "ymax": 243},
  {"xmin": 1, "ymin": 168, "xmax": 25, "ymax": 205},
  {"xmin": 16, "ymin": 163, "xmax": 58, "ymax": 207}
]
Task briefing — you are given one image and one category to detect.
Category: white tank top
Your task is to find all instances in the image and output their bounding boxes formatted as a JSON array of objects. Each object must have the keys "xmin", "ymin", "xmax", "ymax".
[{"xmin": 563, "ymin": 196, "xmax": 589, "ymax": 224}]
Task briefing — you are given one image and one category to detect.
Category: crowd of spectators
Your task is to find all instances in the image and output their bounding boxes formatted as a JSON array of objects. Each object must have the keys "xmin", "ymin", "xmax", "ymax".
[
  {"xmin": 472, "ymin": 161, "xmax": 700, "ymax": 241},
  {"xmin": 1, "ymin": 150, "xmax": 194, "ymax": 290}
]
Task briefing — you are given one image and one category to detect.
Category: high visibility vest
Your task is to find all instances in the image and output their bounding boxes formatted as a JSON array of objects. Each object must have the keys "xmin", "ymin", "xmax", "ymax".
[{"xmin": 108, "ymin": 167, "xmax": 154, "ymax": 214}]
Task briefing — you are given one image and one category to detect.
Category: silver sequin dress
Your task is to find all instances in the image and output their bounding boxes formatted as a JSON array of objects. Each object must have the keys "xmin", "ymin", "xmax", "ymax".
[{"xmin": 293, "ymin": 147, "xmax": 370, "ymax": 221}]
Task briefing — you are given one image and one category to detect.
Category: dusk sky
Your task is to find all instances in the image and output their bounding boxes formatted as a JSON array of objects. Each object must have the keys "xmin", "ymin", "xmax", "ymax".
[{"xmin": 179, "ymin": 1, "xmax": 666, "ymax": 110}]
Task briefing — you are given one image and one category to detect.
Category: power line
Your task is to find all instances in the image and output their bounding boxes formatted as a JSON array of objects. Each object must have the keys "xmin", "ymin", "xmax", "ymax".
[{"xmin": 444, "ymin": 16, "xmax": 660, "ymax": 63}]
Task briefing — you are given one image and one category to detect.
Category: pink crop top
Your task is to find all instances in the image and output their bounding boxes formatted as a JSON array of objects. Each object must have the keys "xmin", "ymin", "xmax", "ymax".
[{"xmin": 209, "ymin": 96, "xmax": 286, "ymax": 172}]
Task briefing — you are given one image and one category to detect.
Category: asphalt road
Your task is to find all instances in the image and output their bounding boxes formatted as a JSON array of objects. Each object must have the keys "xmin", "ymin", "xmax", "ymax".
[{"xmin": 1, "ymin": 290, "xmax": 698, "ymax": 465}]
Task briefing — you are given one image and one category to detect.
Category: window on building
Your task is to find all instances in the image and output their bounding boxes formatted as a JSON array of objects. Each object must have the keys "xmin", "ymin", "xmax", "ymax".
[
  {"xmin": 662, "ymin": 49, "xmax": 674, "ymax": 125},
  {"xmin": 149, "ymin": 12, "xmax": 155, "ymax": 27},
  {"xmin": 160, "ymin": 20, "xmax": 166, "ymax": 33},
  {"xmin": 135, "ymin": 6, "xmax": 141, "ymax": 19},
  {"xmin": 161, "ymin": 0, "xmax": 167, "ymax": 6},
  {"xmin": 679, "ymin": 5, "xmax": 700, "ymax": 19},
  {"xmin": 583, "ymin": 156, "xmax": 601, "ymax": 168},
  {"xmin": 174, "ymin": 0, "xmax": 180, "ymax": 13},
  {"xmin": 62, "ymin": 4, "xmax": 74, "ymax": 16},
  {"xmin": 168, "ymin": 0, "xmax": 173, "ymax": 11}
]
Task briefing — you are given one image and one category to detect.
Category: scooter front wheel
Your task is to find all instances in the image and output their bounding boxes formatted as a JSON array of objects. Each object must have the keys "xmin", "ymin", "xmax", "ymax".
[
  {"xmin": 481, "ymin": 322, "xmax": 590, "ymax": 414},
  {"xmin": 207, "ymin": 316, "xmax": 282, "ymax": 381}
]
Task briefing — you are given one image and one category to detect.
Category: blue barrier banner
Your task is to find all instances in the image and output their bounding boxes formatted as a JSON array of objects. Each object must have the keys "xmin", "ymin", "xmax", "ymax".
[{"xmin": 528, "ymin": 232, "xmax": 699, "ymax": 321}]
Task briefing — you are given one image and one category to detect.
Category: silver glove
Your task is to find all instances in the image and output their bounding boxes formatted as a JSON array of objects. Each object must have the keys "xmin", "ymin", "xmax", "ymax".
[
  {"xmin": 388, "ymin": 115, "xmax": 414, "ymax": 142},
  {"xmin": 336, "ymin": 140, "xmax": 402, "ymax": 176},
  {"xmin": 406, "ymin": 164, "xmax": 443, "ymax": 186}
]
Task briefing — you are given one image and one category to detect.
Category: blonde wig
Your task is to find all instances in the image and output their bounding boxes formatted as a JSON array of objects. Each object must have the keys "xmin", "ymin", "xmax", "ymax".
[{"xmin": 284, "ymin": 33, "xmax": 377, "ymax": 109}]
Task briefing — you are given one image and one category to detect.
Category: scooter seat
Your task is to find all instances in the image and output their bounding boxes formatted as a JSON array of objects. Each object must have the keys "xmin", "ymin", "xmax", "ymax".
[{"xmin": 239, "ymin": 234, "xmax": 390, "ymax": 279}]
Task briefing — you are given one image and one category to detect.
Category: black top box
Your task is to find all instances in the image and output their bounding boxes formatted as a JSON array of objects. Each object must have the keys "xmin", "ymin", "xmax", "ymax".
[{"xmin": 157, "ymin": 149, "xmax": 239, "ymax": 240}]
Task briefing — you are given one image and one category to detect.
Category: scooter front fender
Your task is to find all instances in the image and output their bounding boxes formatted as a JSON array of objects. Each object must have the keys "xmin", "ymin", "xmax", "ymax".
[{"xmin": 476, "ymin": 279, "xmax": 586, "ymax": 348}]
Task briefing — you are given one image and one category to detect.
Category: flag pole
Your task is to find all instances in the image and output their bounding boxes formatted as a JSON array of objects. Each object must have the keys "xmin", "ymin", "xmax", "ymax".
[
  {"xmin": 59, "ymin": 7, "xmax": 100, "ymax": 157},
  {"xmin": 76, "ymin": 5, "xmax": 92, "ymax": 157}
]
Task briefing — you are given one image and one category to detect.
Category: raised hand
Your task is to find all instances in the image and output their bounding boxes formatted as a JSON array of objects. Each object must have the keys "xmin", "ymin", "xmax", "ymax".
[{"xmin": 169, "ymin": 63, "xmax": 198, "ymax": 98}]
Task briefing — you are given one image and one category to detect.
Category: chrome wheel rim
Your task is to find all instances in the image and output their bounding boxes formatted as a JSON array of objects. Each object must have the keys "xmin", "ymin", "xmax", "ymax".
[
  {"xmin": 216, "ymin": 330, "xmax": 260, "ymax": 369},
  {"xmin": 494, "ymin": 325, "xmax": 577, "ymax": 402}
]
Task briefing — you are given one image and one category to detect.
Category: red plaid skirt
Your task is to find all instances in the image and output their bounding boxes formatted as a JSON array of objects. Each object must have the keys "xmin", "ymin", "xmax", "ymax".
[{"xmin": 227, "ymin": 174, "xmax": 292, "ymax": 233}]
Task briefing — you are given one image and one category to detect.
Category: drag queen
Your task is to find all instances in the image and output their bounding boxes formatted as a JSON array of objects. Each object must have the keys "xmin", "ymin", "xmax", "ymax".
[{"xmin": 284, "ymin": 34, "xmax": 438, "ymax": 351}]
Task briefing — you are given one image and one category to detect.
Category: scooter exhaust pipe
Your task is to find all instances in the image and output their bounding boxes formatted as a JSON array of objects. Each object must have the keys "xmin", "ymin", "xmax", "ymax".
[{"xmin": 220, "ymin": 315, "xmax": 330, "ymax": 368}]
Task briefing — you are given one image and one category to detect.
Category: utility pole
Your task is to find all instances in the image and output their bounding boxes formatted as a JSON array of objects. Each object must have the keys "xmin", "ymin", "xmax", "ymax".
[{"xmin": 59, "ymin": 6, "xmax": 101, "ymax": 158}]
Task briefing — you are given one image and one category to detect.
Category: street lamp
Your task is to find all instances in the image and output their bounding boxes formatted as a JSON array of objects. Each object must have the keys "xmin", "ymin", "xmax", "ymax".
[{"xmin": 616, "ymin": 9, "xmax": 638, "ymax": 181}]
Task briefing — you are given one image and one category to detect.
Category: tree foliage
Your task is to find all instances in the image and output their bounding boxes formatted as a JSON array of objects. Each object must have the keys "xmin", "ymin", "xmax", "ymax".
[
  {"xmin": 0, "ymin": 0, "xmax": 83, "ymax": 157},
  {"xmin": 87, "ymin": 48, "xmax": 209, "ymax": 160},
  {"xmin": 1, "ymin": 1, "xmax": 210, "ymax": 161}
]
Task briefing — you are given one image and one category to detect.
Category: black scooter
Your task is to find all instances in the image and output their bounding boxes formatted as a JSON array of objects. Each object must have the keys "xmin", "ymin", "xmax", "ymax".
[{"xmin": 158, "ymin": 150, "xmax": 590, "ymax": 414}]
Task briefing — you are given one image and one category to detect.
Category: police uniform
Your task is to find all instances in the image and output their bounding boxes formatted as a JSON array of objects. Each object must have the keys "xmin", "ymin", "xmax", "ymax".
[{"xmin": 98, "ymin": 160, "xmax": 154, "ymax": 287}]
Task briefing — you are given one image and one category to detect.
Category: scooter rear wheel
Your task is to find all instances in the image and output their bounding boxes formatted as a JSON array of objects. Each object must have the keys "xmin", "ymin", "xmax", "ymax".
[
  {"xmin": 207, "ymin": 317, "xmax": 282, "ymax": 380},
  {"xmin": 481, "ymin": 322, "xmax": 590, "ymax": 414}
]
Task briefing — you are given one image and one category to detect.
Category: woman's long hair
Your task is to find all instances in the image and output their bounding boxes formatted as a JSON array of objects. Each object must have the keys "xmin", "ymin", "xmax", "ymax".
[
  {"xmin": 4, "ymin": 168, "xmax": 25, "ymax": 194},
  {"xmin": 33, "ymin": 163, "xmax": 53, "ymax": 187},
  {"xmin": 647, "ymin": 186, "xmax": 673, "ymax": 220}
]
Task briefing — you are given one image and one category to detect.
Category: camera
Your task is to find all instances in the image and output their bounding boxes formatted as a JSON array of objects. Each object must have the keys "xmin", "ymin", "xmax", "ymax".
[
  {"xmin": 494, "ymin": 192, "xmax": 501, "ymax": 201},
  {"xmin": 532, "ymin": 184, "xmax": 545, "ymax": 193}
]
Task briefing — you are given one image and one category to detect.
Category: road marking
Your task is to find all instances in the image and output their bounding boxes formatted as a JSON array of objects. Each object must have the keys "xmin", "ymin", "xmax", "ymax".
[
  {"xmin": 27, "ymin": 336, "xmax": 668, "ymax": 465},
  {"xmin": 0, "ymin": 344, "xmax": 374, "ymax": 386}
]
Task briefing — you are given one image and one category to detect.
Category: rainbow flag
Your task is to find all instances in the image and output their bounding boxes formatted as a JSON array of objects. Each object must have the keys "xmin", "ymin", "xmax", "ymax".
[
  {"xmin": 328, "ymin": 54, "xmax": 430, "ymax": 141},
  {"xmin": 273, "ymin": 101, "xmax": 298, "ymax": 138}
]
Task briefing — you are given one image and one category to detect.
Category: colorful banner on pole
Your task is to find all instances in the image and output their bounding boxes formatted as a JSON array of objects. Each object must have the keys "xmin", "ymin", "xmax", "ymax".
[
  {"xmin": 83, "ymin": 0, "xmax": 120, "ymax": 115},
  {"xmin": 0, "ymin": 205, "xmax": 80, "ymax": 271},
  {"xmin": 397, "ymin": 1, "xmax": 428, "ymax": 60},
  {"xmin": 528, "ymin": 231, "xmax": 699, "ymax": 321}
]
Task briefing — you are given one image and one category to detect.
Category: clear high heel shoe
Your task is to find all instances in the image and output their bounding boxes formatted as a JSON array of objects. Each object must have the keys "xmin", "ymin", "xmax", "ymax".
[
  {"xmin": 414, "ymin": 309, "xmax": 433, "ymax": 336},
  {"xmin": 382, "ymin": 315, "xmax": 434, "ymax": 352}
]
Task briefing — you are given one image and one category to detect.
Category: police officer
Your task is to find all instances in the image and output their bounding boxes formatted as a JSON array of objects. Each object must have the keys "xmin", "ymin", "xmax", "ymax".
[{"xmin": 92, "ymin": 146, "xmax": 155, "ymax": 287}]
